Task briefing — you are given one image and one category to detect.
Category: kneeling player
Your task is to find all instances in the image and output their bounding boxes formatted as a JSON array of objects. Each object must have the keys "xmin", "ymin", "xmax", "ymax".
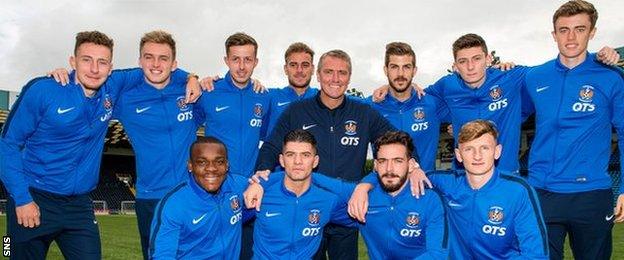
[
  {"xmin": 246, "ymin": 130, "xmax": 448, "ymax": 259},
  {"xmin": 149, "ymin": 137, "xmax": 253, "ymax": 259},
  {"xmin": 352, "ymin": 120, "xmax": 548, "ymax": 259}
]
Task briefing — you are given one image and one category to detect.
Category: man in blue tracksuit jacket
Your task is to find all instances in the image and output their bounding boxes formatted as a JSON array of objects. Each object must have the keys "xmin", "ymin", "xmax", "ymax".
[
  {"xmin": 522, "ymin": 2, "xmax": 624, "ymax": 259},
  {"xmin": 355, "ymin": 120, "xmax": 548, "ymax": 259},
  {"xmin": 0, "ymin": 31, "xmax": 145, "ymax": 259},
  {"xmin": 193, "ymin": 32, "xmax": 270, "ymax": 260},
  {"xmin": 249, "ymin": 130, "xmax": 447, "ymax": 259},
  {"xmin": 149, "ymin": 136, "xmax": 253, "ymax": 259},
  {"xmin": 423, "ymin": 34, "xmax": 528, "ymax": 173},
  {"xmin": 265, "ymin": 42, "xmax": 319, "ymax": 136},
  {"xmin": 195, "ymin": 33, "xmax": 270, "ymax": 178},
  {"xmin": 110, "ymin": 31, "xmax": 199, "ymax": 260},
  {"xmin": 366, "ymin": 42, "xmax": 450, "ymax": 171},
  {"xmin": 256, "ymin": 49, "xmax": 408, "ymax": 260}
]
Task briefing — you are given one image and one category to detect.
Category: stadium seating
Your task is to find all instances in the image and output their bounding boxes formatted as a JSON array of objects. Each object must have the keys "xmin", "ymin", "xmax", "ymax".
[{"xmin": 89, "ymin": 170, "xmax": 136, "ymax": 213}]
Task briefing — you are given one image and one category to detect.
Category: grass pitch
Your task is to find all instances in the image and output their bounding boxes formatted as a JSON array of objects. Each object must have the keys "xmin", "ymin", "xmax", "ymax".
[{"xmin": 0, "ymin": 215, "xmax": 622, "ymax": 259}]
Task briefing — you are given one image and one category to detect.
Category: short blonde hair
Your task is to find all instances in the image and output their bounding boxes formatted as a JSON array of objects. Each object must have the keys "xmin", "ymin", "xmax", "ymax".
[
  {"xmin": 458, "ymin": 120, "xmax": 499, "ymax": 144},
  {"xmin": 140, "ymin": 30, "xmax": 176, "ymax": 59}
]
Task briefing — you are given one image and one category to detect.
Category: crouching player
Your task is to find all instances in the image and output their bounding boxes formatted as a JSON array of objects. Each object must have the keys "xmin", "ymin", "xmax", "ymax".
[
  {"xmin": 149, "ymin": 137, "xmax": 253, "ymax": 259},
  {"xmin": 351, "ymin": 120, "xmax": 548, "ymax": 259},
  {"xmin": 245, "ymin": 130, "xmax": 448, "ymax": 259}
]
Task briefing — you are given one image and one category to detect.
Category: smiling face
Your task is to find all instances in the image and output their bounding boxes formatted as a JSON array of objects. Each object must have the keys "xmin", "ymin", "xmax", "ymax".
[
  {"xmin": 552, "ymin": 13, "xmax": 595, "ymax": 62},
  {"xmin": 188, "ymin": 142, "xmax": 229, "ymax": 193},
  {"xmin": 139, "ymin": 42, "xmax": 177, "ymax": 88},
  {"xmin": 70, "ymin": 42, "xmax": 113, "ymax": 93},
  {"xmin": 317, "ymin": 55, "xmax": 350, "ymax": 102}
]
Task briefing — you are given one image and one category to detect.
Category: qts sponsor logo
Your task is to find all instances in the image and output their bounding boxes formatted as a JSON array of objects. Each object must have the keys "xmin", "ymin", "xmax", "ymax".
[
  {"xmin": 411, "ymin": 107, "xmax": 429, "ymax": 131},
  {"xmin": 482, "ymin": 206, "xmax": 506, "ymax": 236},
  {"xmin": 176, "ymin": 96, "xmax": 193, "ymax": 122},
  {"xmin": 302, "ymin": 209, "xmax": 322, "ymax": 237},
  {"xmin": 250, "ymin": 103, "xmax": 264, "ymax": 127},
  {"xmin": 341, "ymin": 120, "xmax": 360, "ymax": 146},
  {"xmin": 100, "ymin": 94, "xmax": 114, "ymax": 122},
  {"xmin": 572, "ymin": 85, "xmax": 596, "ymax": 112},
  {"xmin": 400, "ymin": 212, "xmax": 423, "ymax": 237},
  {"xmin": 488, "ymin": 86, "xmax": 508, "ymax": 111},
  {"xmin": 229, "ymin": 195, "xmax": 242, "ymax": 225}
]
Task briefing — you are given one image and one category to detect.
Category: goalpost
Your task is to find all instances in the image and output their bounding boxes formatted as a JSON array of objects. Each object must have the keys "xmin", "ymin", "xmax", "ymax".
[
  {"xmin": 120, "ymin": 200, "xmax": 136, "ymax": 215},
  {"xmin": 92, "ymin": 200, "xmax": 109, "ymax": 215}
]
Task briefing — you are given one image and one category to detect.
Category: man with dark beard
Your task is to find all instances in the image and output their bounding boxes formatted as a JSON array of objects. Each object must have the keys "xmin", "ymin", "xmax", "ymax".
[
  {"xmin": 246, "ymin": 131, "xmax": 448, "ymax": 259},
  {"xmin": 366, "ymin": 42, "xmax": 449, "ymax": 171}
]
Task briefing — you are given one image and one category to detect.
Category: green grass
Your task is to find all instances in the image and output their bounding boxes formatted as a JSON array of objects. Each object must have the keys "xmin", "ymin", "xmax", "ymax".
[{"xmin": 0, "ymin": 215, "xmax": 623, "ymax": 259}]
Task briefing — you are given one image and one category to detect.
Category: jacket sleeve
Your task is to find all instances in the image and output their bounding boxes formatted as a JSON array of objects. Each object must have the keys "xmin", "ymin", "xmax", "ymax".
[
  {"xmin": 106, "ymin": 68, "xmax": 145, "ymax": 98},
  {"xmin": 0, "ymin": 80, "xmax": 48, "ymax": 206},
  {"xmin": 149, "ymin": 201, "xmax": 182, "ymax": 260},
  {"xmin": 311, "ymin": 173, "xmax": 356, "ymax": 203},
  {"xmin": 519, "ymin": 67, "xmax": 535, "ymax": 123},
  {"xmin": 366, "ymin": 105, "xmax": 422, "ymax": 162},
  {"xmin": 255, "ymin": 105, "xmax": 294, "ymax": 171},
  {"xmin": 415, "ymin": 191, "xmax": 449, "ymax": 260},
  {"xmin": 329, "ymin": 197, "xmax": 358, "ymax": 228},
  {"xmin": 511, "ymin": 185, "xmax": 549, "ymax": 259}
]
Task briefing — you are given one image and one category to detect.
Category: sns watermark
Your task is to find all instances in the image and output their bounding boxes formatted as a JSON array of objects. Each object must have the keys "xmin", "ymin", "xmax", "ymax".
[{"xmin": 2, "ymin": 236, "xmax": 10, "ymax": 257}]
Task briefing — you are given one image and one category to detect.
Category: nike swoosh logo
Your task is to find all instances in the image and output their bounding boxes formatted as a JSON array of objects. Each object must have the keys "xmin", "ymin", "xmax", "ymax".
[
  {"xmin": 57, "ymin": 107, "xmax": 75, "ymax": 114},
  {"xmin": 215, "ymin": 106, "xmax": 230, "ymax": 112},
  {"xmin": 265, "ymin": 212, "xmax": 281, "ymax": 217},
  {"xmin": 448, "ymin": 201, "xmax": 462, "ymax": 207},
  {"xmin": 192, "ymin": 213, "xmax": 208, "ymax": 224},
  {"xmin": 302, "ymin": 124, "xmax": 317, "ymax": 130},
  {"xmin": 452, "ymin": 98, "xmax": 462, "ymax": 102},
  {"xmin": 277, "ymin": 101, "xmax": 291, "ymax": 106},
  {"xmin": 606, "ymin": 214, "xmax": 615, "ymax": 221},
  {"xmin": 135, "ymin": 107, "xmax": 151, "ymax": 113},
  {"xmin": 367, "ymin": 210, "xmax": 380, "ymax": 214},
  {"xmin": 536, "ymin": 86, "xmax": 549, "ymax": 93}
]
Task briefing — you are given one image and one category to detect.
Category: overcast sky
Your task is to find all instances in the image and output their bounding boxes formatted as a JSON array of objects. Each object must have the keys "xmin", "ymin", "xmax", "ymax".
[{"xmin": 1, "ymin": 0, "xmax": 622, "ymax": 95}]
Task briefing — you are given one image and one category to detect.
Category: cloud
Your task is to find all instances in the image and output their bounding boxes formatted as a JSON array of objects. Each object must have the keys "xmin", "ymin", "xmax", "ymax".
[{"xmin": 0, "ymin": 0, "xmax": 621, "ymax": 94}]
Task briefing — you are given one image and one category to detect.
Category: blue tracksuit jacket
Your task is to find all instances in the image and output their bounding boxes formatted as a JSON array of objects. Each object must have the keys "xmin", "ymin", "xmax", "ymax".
[
  {"xmin": 426, "ymin": 67, "xmax": 527, "ymax": 173},
  {"xmin": 523, "ymin": 53, "xmax": 624, "ymax": 194},
  {"xmin": 420, "ymin": 169, "xmax": 548, "ymax": 259},
  {"xmin": 195, "ymin": 72, "xmax": 270, "ymax": 177},
  {"xmin": 366, "ymin": 89, "xmax": 450, "ymax": 171},
  {"xmin": 149, "ymin": 173, "xmax": 251, "ymax": 259},
  {"xmin": 252, "ymin": 171, "xmax": 352, "ymax": 260},
  {"xmin": 0, "ymin": 70, "xmax": 142, "ymax": 206},
  {"xmin": 113, "ymin": 69, "xmax": 198, "ymax": 199},
  {"xmin": 265, "ymin": 86, "xmax": 318, "ymax": 136},
  {"xmin": 256, "ymin": 94, "xmax": 403, "ymax": 181}
]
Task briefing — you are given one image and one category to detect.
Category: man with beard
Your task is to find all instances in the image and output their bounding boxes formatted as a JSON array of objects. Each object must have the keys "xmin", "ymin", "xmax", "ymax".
[
  {"xmin": 255, "ymin": 49, "xmax": 412, "ymax": 260},
  {"xmin": 246, "ymin": 131, "xmax": 448, "ymax": 259},
  {"xmin": 265, "ymin": 42, "xmax": 319, "ymax": 135},
  {"xmin": 366, "ymin": 42, "xmax": 449, "ymax": 171},
  {"xmin": 353, "ymin": 120, "xmax": 548, "ymax": 259}
]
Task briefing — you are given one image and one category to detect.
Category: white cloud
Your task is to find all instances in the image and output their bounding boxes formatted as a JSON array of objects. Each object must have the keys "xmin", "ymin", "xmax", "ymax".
[{"xmin": 0, "ymin": 0, "xmax": 621, "ymax": 94}]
